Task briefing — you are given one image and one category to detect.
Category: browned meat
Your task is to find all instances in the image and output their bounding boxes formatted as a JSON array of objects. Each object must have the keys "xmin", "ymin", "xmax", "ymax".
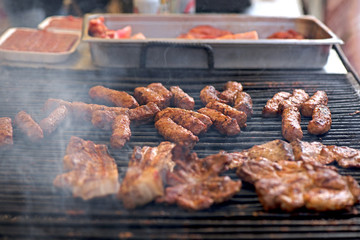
[
  {"xmin": 43, "ymin": 98, "xmax": 72, "ymax": 112},
  {"xmin": 157, "ymin": 145, "xmax": 241, "ymax": 210},
  {"xmin": 128, "ymin": 102, "xmax": 161, "ymax": 124},
  {"xmin": 39, "ymin": 105, "xmax": 69, "ymax": 136},
  {"xmin": 53, "ymin": 136, "xmax": 120, "ymax": 200},
  {"xmin": 0, "ymin": 117, "xmax": 13, "ymax": 149},
  {"xmin": 291, "ymin": 139, "xmax": 335, "ymax": 165},
  {"xmin": 198, "ymin": 107, "xmax": 240, "ymax": 136},
  {"xmin": 155, "ymin": 117, "xmax": 199, "ymax": 148},
  {"xmin": 279, "ymin": 89, "xmax": 309, "ymax": 111},
  {"xmin": 237, "ymin": 158, "xmax": 360, "ymax": 212},
  {"xmin": 206, "ymin": 101, "xmax": 247, "ymax": 128},
  {"xmin": 328, "ymin": 145, "xmax": 360, "ymax": 168},
  {"xmin": 15, "ymin": 111, "xmax": 44, "ymax": 142},
  {"xmin": 200, "ymin": 85, "xmax": 228, "ymax": 105},
  {"xmin": 119, "ymin": 142, "xmax": 176, "ymax": 209},
  {"xmin": 134, "ymin": 87, "xmax": 167, "ymax": 109},
  {"xmin": 188, "ymin": 111, "xmax": 213, "ymax": 129},
  {"xmin": 148, "ymin": 83, "xmax": 173, "ymax": 108},
  {"xmin": 89, "ymin": 85, "xmax": 139, "ymax": 108},
  {"xmin": 301, "ymin": 90, "xmax": 328, "ymax": 117},
  {"xmin": 282, "ymin": 106, "xmax": 303, "ymax": 142},
  {"xmin": 110, "ymin": 114, "xmax": 131, "ymax": 149},
  {"xmin": 219, "ymin": 81, "xmax": 243, "ymax": 104},
  {"xmin": 262, "ymin": 91, "xmax": 292, "ymax": 117},
  {"xmin": 233, "ymin": 91, "xmax": 253, "ymax": 118},
  {"xmin": 307, "ymin": 105, "xmax": 331, "ymax": 135},
  {"xmin": 170, "ymin": 86, "xmax": 195, "ymax": 110},
  {"xmin": 156, "ymin": 108, "xmax": 209, "ymax": 135},
  {"xmin": 91, "ymin": 110, "xmax": 117, "ymax": 130}
]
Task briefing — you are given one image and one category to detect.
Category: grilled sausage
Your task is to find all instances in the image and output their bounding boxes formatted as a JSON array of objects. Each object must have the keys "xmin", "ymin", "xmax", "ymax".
[
  {"xmin": 308, "ymin": 105, "xmax": 331, "ymax": 135},
  {"xmin": 198, "ymin": 107, "xmax": 240, "ymax": 136},
  {"xmin": 0, "ymin": 117, "xmax": 13, "ymax": 148},
  {"xmin": 219, "ymin": 81, "xmax": 243, "ymax": 104},
  {"xmin": 110, "ymin": 114, "xmax": 131, "ymax": 149},
  {"xmin": 89, "ymin": 85, "xmax": 139, "ymax": 109},
  {"xmin": 301, "ymin": 90, "xmax": 328, "ymax": 117},
  {"xmin": 233, "ymin": 91, "xmax": 253, "ymax": 118},
  {"xmin": 91, "ymin": 109, "xmax": 118, "ymax": 130},
  {"xmin": 262, "ymin": 91, "xmax": 292, "ymax": 117},
  {"xmin": 279, "ymin": 89, "xmax": 309, "ymax": 111},
  {"xmin": 39, "ymin": 105, "xmax": 69, "ymax": 136},
  {"xmin": 281, "ymin": 106, "xmax": 303, "ymax": 142},
  {"xmin": 206, "ymin": 101, "xmax": 247, "ymax": 128},
  {"xmin": 147, "ymin": 83, "xmax": 172, "ymax": 108},
  {"xmin": 15, "ymin": 111, "xmax": 44, "ymax": 142},
  {"xmin": 200, "ymin": 85, "xmax": 228, "ymax": 105},
  {"xmin": 134, "ymin": 87, "xmax": 167, "ymax": 109},
  {"xmin": 128, "ymin": 102, "xmax": 161, "ymax": 124},
  {"xmin": 170, "ymin": 86, "xmax": 195, "ymax": 110}
]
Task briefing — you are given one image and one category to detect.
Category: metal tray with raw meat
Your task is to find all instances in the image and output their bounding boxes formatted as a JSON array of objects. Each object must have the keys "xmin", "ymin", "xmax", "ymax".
[{"xmin": 82, "ymin": 13, "xmax": 342, "ymax": 69}]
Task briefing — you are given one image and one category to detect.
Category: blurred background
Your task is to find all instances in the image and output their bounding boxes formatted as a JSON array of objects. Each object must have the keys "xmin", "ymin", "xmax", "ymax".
[{"xmin": 0, "ymin": 0, "xmax": 358, "ymax": 73}]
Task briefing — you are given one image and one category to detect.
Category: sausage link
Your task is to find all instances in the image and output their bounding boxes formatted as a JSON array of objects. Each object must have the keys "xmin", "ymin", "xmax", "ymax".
[
  {"xmin": 279, "ymin": 89, "xmax": 309, "ymax": 111},
  {"xmin": 89, "ymin": 85, "xmax": 139, "ymax": 108},
  {"xmin": 308, "ymin": 105, "xmax": 331, "ymax": 135},
  {"xmin": 262, "ymin": 92, "xmax": 292, "ymax": 117},
  {"xmin": 200, "ymin": 86, "xmax": 228, "ymax": 105},
  {"xmin": 219, "ymin": 81, "xmax": 243, "ymax": 104},
  {"xmin": 281, "ymin": 106, "xmax": 303, "ymax": 142},
  {"xmin": 0, "ymin": 117, "xmax": 13, "ymax": 148},
  {"xmin": 233, "ymin": 91, "xmax": 253, "ymax": 118},
  {"xmin": 206, "ymin": 101, "xmax": 247, "ymax": 128},
  {"xmin": 39, "ymin": 105, "xmax": 69, "ymax": 135},
  {"xmin": 170, "ymin": 86, "xmax": 195, "ymax": 110},
  {"xmin": 110, "ymin": 114, "xmax": 131, "ymax": 149},
  {"xmin": 15, "ymin": 111, "xmax": 44, "ymax": 142},
  {"xmin": 301, "ymin": 90, "xmax": 328, "ymax": 117}
]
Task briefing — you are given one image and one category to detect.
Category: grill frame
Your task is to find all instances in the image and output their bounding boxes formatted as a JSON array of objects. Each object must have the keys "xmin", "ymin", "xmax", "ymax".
[{"xmin": 1, "ymin": 46, "xmax": 360, "ymax": 239}]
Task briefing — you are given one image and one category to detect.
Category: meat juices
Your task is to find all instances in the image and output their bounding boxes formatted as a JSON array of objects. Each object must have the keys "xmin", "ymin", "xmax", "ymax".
[
  {"xmin": 110, "ymin": 114, "xmax": 131, "ymax": 149},
  {"xmin": 233, "ymin": 91, "xmax": 253, "ymax": 118},
  {"xmin": 200, "ymin": 85, "xmax": 228, "ymax": 105},
  {"xmin": 206, "ymin": 101, "xmax": 247, "ymax": 128},
  {"xmin": 279, "ymin": 89, "xmax": 309, "ymax": 111},
  {"xmin": 262, "ymin": 91, "xmax": 292, "ymax": 117},
  {"xmin": 15, "ymin": 111, "xmax": 44, "ymax": 142},
  {"xmin": 219, "ymin": 81, "xmax": 243, "ymax": 104},
  {"xmin": 301, "ymin": 90, "xmax": 328, "ymax": 117},
  {"xmin": 53, "ymin": 136, "xmax": 120, "ymax": 200},
  {"xmin": 0, "ymin": 117, "xmax": 13, "ymax": 148},
  {"xmin": 281, "ymin": 106, "xmax": 303, "ymax": 142},
  {"xmin": 89, "ymin": 85, "xmax": 139, "ymax": 109},
  {"xmin": 170, "ymin": 86, "xmax": 195, "ymax": 110},
  {"xmin": 198, "ymin": 108, "xmax": 240, "ymax": 136},
  {"xmin": 39, "ymin": 105, "xmax": 69, "ymax": 136},
  {"xmin": 307, "ymin": 105, "xmax": 332, "ymax": 135}
]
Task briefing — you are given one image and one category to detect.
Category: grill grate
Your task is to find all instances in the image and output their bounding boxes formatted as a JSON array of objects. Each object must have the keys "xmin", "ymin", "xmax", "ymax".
[{"xmin": 1, "ymin": 66, "xmax": 360, "ymax": 239}]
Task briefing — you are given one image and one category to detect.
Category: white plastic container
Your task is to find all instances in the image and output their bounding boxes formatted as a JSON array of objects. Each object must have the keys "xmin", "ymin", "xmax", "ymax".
[{"xmin": 133, "ymin": 0, "xmax": 160, "ymax": 13}]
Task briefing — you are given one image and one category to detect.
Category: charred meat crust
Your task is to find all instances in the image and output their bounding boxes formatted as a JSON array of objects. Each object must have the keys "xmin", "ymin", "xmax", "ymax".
[
  {"xmin": 170, "ymin": 86, "xmax": 195, "ymax": 110},
  {"xmin": 262, "ymin": 91, "xmax": 292, "ymax": 117},
  {"xmin": 281, "ymin": 106, "xmax": 303, "ymax": 142},
  {"xmin": 307, "ymin": 105, "xmax": 332, "ymax": 135},
  {"xmin": 301, "ymin": 90, "xmax": 328, "ymax": 117}
]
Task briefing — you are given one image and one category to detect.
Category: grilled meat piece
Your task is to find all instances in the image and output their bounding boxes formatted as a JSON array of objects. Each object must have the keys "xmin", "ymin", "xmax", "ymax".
[
  {"xmin": 237, "ymin": 158, "xmax": 360, "ymax": 212},
  {"xmin": 0, "ymin": 117, "xmax": 13, "ymax": 149},
  {"xmin": 155, "ymin": 117, "xmax": 199, "ymax": 147},
  {"xmin": 279, "ymin": 89, "xmax": 309, "ymax": 111},
  {"xmin": 301, "ymin": 90, "xmax": 328, "ymax": 117},
  {"xmin": 119, "ymin": 142, "xmax": 176, "ymax": 209},
  {"xmin": 89, "ymin": 85, "xmax": 139, "ymax": 108},
  {"xmin": 134, "ymin": 87, "xmax": 167, "ymax": 109},
  {"xmin": 233, "ymin": 91, "xmax": 253, "ymax": 118},
  {"xmin": 170, "ymin": 86, "xmax": 195, "ymax": 110},
  {"xmin": 262, "ymin": 91, "xmax": 292, "ymax": 117},
  {"xmin": 308, "ymin": 105, "xmax": 332, "ymax": 135},
  {"xmin": 91, "ymin": 109, "xmax": 117, "ymax": 130},
  {"xmin": 200, "ymin": 85, "xmax": 228, "ymax": 105},
  {"xmin": 219, "ymin": 81, "xmax": 243, "ymax": 104},
  {"xmin": 128, "ymin": 102, "xmax": 161, "ymax": 124},
  {"xmin": 206, "ymin": 101, "xmax": 247, "ymax": 128},
  {"xmin": 110, "ymin": 114, "xmax": 131, "ymax": 149},
  {"xmin": 156, "ymin": 108, "xmax": 209, "ymax": 135},
  {"xmin": 53, "ymin": 136, "xmax": 120, "ymax": 200},
  {"xmin": 328, "ymin": 145, "xmax": 360, "ymax": 168},
  {"xmin": 282, "ymin": 106, "xmax": 303, "ymax": 142},
  {"xmin": 198, "ymin": 107, "xmax": 240, "ymax": 136},
  {"xmin": 158, "ymin": 145, "xmax": 241, "ymax": 211},
  {"xmin": 15, "ymin": 111, "xmax": 44, "ymax": 142},
  {"xmin": 291, "ymin": 139, "xmax": 335, "ymax": 165},
  {"xmin": 148, "ymin": 83, "xmax": 173, "ymax": 108},
  {"xmin": 39, "ymin": 105, "xmax": 69, "ymax": 136}
]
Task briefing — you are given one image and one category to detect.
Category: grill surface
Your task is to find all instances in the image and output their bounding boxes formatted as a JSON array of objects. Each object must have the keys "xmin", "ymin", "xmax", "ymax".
[{"xmin": 1, "ymin": 65, "xmax": 360, "ymax": 239}]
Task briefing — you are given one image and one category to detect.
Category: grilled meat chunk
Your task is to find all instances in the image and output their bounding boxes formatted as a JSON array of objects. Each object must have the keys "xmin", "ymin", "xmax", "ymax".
[
  {"xmin": 301, "ymin": 90, "xmax": 328, "ymax": 117},
  {"xmin": 110, "ymin": 114, "xmax": 131, "ymax": 149},
  {"xmin": 206, "ymin": 101, "xmax": 247, "ymax": 128},
  {"xmin": 198, "ymin": 107, "xmax": 240, "ymax": 136},
  {"xmin": 307, "ymin": 105, "xmax": 331, "ymax": 135},
  {"xmin": 128, "ymin": 102, "xmax": 161, "ymax": 124},
  {"xmin": 15, "ymin": 111, "xmax": 44, "ymax": 142},
  {"xmin": 53, "ymin": 136, "xmax": 120, "ymax": 200},
  {"xmin": 156, "ymin": 108, "xmax": 209, "ymax": 135},
  {"xmin": 219, "ymin": 81, "xmax": 243, "ymax": 104},
  {"xmin": 237, "ymin": 158, "xmax": 360, "ymax": 212},
  {"xmin": 39, "ymin": 105, "xmax": 69, "ymax": 136},
  {"xmin": 119, "ymin": 142, "xmax": 176, "ymax": 209},
  {"xmin": 158, "ymin": 145, "xmax": 241, "ymax": 211},
  {"xmin": 262, "ymin": 91, "xmax": 292, "ymax": 117},
  {"xmin": 282, "ymin": 106, "xmax": 303, "ymax": 142},
  {"xmin": 291, "ymin": 139, "xmax": 335, "ymax": 165},
  {"xmin": 200, "ymin": 85, "xmax": 228, "ymax": 105},
  {"xmin": 0, "ymin": 117, "xmax": 13, "ymax": 149},
  {"xmin": 328, "ymin": 145, "xmax": 360, "ymax": 168},
  {"xmin": 89, "ymin": 85, "xmax": 139, "ymax": 108},
  {"xmin": 148, "ymin": 83, "xmax": 173, "ymax": 108},
  {"xmin": 279, "ymin": 89, "xmax": 309, "ymax": 111},
  {"xmin": 91, "ymin": 109, "xmax": 117, "ymax": 130},
  {"xmin": 155, "ymin": 117, "xmax": 199, "ymax": 148},
  {"xmin": 233, "ymin": 91, "xmax": 253, "ymax": 118},
  {"xmin": 170, "ymin": 86, "xmax": 195, "ymax": 110},
  {"xmin": 134, "ymin": 87, "xmax": 167, "ymax": 109}
]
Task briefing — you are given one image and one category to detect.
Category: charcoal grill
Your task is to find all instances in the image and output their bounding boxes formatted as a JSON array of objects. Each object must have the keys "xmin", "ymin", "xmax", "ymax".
[{"xmin": 0, "ymin": 46, "xmax": 360, "ymax": 239}]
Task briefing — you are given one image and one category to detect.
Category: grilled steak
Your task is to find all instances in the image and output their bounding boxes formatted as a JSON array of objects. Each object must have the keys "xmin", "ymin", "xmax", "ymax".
[
  {"xmin": 170, "ymin": 86, "xmax": 195, "ymax": 110},
  {"xmin": 15, "ymin": 111, "xmax": 44, "ymax": 142},
  {"xmin": 0, "ymin": 117, "xmax": 13, "ymax": 149},
  {"xmin": 301, "ymin": 90, "xmax": 328, "ymax": 117},
  {"xmin": 89, "ymin": 85, "xmax": 139, "ymax": 108},
  {"xmin": 307, "ymin": 105, "xmax": 332, "ymax": 135},
  {"xmin": 262, "ymin": 91, "xmax": 292, "ymax": 117}
]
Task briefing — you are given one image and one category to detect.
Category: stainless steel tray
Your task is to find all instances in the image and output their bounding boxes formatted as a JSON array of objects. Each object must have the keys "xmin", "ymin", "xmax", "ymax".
[{"xmin": 82, "ymin": 14, "xmax": 342, "ymax": 69}]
